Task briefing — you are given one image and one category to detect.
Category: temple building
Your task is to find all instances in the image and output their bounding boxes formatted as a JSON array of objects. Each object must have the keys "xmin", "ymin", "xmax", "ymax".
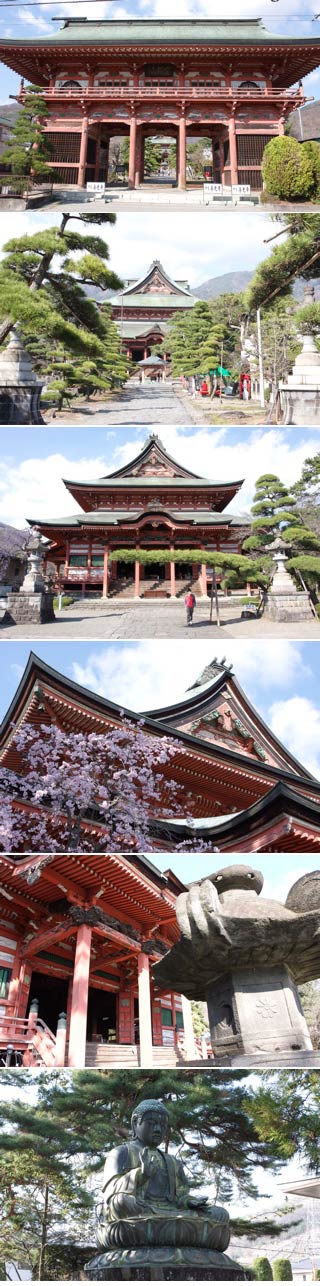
[
  {"xmin": 1, "ymin": 651, "xmax": 320, "ymax": 858},
  {"xmin": 1, "ymin": 18, "xmax": 319, "ymax": 190},
  {"xmin": 0, "ymin": 852, "xmax": 194, "ymax": 1070},
  {"xmin": 110, "ymin": 261, "xmax": 196, "ymax": 364},
  {"xmin": 29, "ymin": 433, "xmax": 250, "ymax": 599}
]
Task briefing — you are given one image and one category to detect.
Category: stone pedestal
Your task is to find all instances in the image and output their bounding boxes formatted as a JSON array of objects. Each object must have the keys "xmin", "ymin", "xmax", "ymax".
[
  {"xmin": 278, "ymin": 334, "xmax": 320, "ymax": 426},
  {"xmin": 85, "ymin": 1247, "xmax": 248, "ymax": 1280},
  {"xmin": 0, "ymin": 329, "xmax": 44, "ymax": 424},
  {"xmin": 5, "ymin": 591, "xmax": 55, "ymax": 625},
  {"xmin": 206, "ymin": 965, "xmax": 313, "ymax": 1060}
]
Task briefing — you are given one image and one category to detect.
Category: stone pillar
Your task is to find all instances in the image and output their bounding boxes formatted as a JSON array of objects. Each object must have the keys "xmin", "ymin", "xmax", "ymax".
[
  {"xmin": 134, "ymin": 558, "xmax": 140, "ymax": 596},
  {"xmin": 181, "ymin": 994, "xmax": 196, "ymax": 1060},
  {"xmin": 178, "ymin": 114, "xmax": 186, "ymax": 189},
  {"xmin": 78, "ymin": 115, "xmax": 89, "ymax": 188},
  {"xmin": 228, "ymin": 118, "xmax": 238, "ymax": 184},
  {"xmin": 55, "ymin": 1011, "xmax": 67, "ymax": 1067},
  {"xmin": 128, "ymin": 116, "xmax": 137, "ymax": 188},
  {"xmin": 138, "ymin": 952, "xmax": 153, "ymax": 1068},
  {"xmin": 68, "ymin": 925, "xmax": 92, "ymax": 1068},
  {"xmin": 206, "ymin": 966, "xmax": 313, "ymax": 1061},
  {"xmin": 102, "ymin": 548, "xmax": 108, "ymax": 598}
]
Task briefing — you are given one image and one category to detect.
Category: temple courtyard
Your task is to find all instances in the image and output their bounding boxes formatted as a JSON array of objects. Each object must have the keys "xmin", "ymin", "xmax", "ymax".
[
  {"xmin": 2, "ymin": 599, "xmax": 320, "ymax": 639},
  {"xmin": 47, "ymin": 381, "xmax": 266, "ymax": 427}
]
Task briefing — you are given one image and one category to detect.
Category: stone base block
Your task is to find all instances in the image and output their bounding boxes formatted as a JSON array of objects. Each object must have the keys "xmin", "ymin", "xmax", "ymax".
[
  {"xmin": 206, "ymin": 966, "xmax": 313, "ymax": 1059},
  {"xmin": 84, "ymin": 1247, "xmax": 248, "ymax": 1280},
  {"xmin": 0, "ymin": 387, "xmax": 44, "ymax": 424},
  {"xmin": 279, "ymin": 386, "xmax": 320, "ymax": 427},
  {"xmin": 5, "ymin": 591, "xmax": 55, "ymax": 625},
  {"xmin": 266, "ymin": 592, "xmax": 313, "ymax": 622}
]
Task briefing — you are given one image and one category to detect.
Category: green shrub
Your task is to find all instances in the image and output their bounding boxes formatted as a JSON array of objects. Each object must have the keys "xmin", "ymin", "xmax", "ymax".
[
  {"xmin": 252, "ymin": 1257, "xmax": 273, "ymax": 1280},
  {"xmin": 53, "ymin": 595, "xmax": 74, "ymax": 608},
  {"xmin": 240, "ymin": 596, "xmax": 260, "ymax": 606},
  {"xmin": 273, "ymin": 1258, "xmax": 293, "ymax": 1280},
  {"xmin": 262, "ymin": 136, "xmax": 317, "ymax": 200}
]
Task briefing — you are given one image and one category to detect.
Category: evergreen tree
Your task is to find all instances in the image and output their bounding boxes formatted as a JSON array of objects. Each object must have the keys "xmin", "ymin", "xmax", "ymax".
[
  {"xmin": 244, "ymin": 216, "xmax": 320, "ymax": 315},
  {"xmin": 273, "ymin": 1258, "xmax": 293, "ymax": 1280},
  {"xmin": 0, "ymin": 212, "xmax": 127, "ymax": 402},
  {"xmin": 252, "ymin": 1256, "xmax": 273, "ymax": 1279},
  {"xmin": 243, "ymin": 472, "xmax": 320, "ymax": 599},
  {"xmin": 1, "ymin": 86, "xmax": 53, "ymax": 190},
  {"xmin": 292, "ymin": 452, "xmax": 320, "ymax": 536}
]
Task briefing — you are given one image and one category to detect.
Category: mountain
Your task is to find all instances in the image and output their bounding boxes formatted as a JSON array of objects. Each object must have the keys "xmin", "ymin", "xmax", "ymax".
[{"xmin": 193, "ymin": 271, "xmax": 253, "ymax": 299}]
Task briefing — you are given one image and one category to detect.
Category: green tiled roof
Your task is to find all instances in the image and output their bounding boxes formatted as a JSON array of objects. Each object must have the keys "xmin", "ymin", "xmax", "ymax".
[
  {"xmin": 34, "ymin": 509, "xmax": 250, "ymax": 528},
  {"xmin": 40, "ymin": 19, "xmax": 304, "ymax": 46},
  {"xmin": 112, "ymin": 294, "xmax": 195, "ymax": 309}
]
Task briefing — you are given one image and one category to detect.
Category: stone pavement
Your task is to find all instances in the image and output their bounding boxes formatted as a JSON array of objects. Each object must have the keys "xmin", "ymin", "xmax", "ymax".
[
  {"xmin": 2, "ymin": 600, "xmax": 320, "ymax": 639},
  {"xmin": 48, "ymin": 381, "xmax": 202, "ymax": 427}
]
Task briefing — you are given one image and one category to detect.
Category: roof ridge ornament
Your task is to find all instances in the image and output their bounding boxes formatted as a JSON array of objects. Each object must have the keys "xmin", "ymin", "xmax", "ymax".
[{"xmin": 187, "ymin": 657, "xmax": 233, "ymax": 690}]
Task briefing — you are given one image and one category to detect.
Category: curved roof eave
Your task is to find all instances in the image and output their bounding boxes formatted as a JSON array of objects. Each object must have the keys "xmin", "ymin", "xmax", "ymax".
[{"xmin": 0, "ymin": 651, "xmax": 318, "ymax": 791}]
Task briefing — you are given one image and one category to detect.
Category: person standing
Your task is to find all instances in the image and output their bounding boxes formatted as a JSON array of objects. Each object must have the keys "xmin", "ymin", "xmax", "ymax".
[{"xmin": 185, "ymin": 585, "xmax": 196, "ymax": 626}]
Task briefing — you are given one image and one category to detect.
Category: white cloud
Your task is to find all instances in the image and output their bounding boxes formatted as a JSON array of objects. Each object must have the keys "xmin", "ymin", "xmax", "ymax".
[
  {"xmin": 0, "ymin": 452, "xmax": 111, "ymax": 529},
  {"xmin": 70, "ymin": 639, "xmax": 307, "ymax": 713},
  {"xmin": 268, "ymin": 695, "xmax": 320, "ymax": 778},
  {"xmin": 18, "ymin": 10, "xmax": 52, "ymax": 32}
]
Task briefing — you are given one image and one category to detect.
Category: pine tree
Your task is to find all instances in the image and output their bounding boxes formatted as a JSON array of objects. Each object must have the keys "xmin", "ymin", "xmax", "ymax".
[
  {"xmin": 0, "ymin": 212, "xmax": 127, "ymax": 403},
  {"xmin": 0, "ymin": 86, "xmax": 53, "ymax": 191},
  {"xmin": 244, "ymin": 216, "xmax": 320, "ymax": 315},
  {"xmin": 243, "ymin": 471, "xmax": 320, "ymax": 598},
  {"xmin": 292, "ymin": 452, "xmax": 320, "ymax": 536}
]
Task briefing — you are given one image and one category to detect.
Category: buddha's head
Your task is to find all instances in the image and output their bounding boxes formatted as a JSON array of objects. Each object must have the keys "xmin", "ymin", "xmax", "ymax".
[{"xmin": 131, "ymin": 1099, "xmax": 169, "ymax": 1148}]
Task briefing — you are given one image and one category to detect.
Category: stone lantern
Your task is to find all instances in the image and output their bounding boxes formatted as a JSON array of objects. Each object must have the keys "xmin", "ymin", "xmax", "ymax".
[
  {"xmin": 5, "ymin": 530, "xmax": 55, "ymax": 626},
  {"xmin": 278, "ymin": 284, "xmax": 320, "ymax": 425},
  {"xmin": 0, "ymin": 327, "xmax": 44, "ymax": 424},
  {"xmin": 266, "ymin": 533, "xmax": 314, "ymax": 621}
]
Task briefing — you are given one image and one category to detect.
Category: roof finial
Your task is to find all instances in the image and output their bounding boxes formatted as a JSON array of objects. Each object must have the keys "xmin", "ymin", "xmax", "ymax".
[{"xmin": 187, "ymin": 657, "xmax": 233, "ymax": 690}]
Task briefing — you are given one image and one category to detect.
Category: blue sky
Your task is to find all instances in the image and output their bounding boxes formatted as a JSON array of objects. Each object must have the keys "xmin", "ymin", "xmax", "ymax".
[
  {"xmin": 1, "ymin": 1, "xmax": 320, "ymax": 103},
  {"xmin": 155, "ymin": 852, "xmax": 320, "ymax": 904},
  {"xmin": 1, "ymin": 638, "xmax": 320, "ymax": 778},
  {"xmin": 0, "ymin": 424, "xmax": 319, "ymax": 528}
]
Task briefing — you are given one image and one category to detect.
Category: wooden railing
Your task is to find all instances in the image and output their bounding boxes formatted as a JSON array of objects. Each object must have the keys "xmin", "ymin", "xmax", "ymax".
[
  {"xmin": 0, "ymin": 1014, "xmax": 57, "ymax": 1066},
  {"xmin": 19, "ymin": 84, "xmax": 304, "ymax": 102}
]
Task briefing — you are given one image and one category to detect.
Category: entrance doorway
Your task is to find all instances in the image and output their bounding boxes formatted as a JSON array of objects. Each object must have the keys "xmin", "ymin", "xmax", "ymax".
[
  {"xmin": 142, "ymin": 135, "xmax": 177, "ymax": 185},
  {"xmin": 86, "ymin": 987, "xmax": 117, "ymax": 1043},
  {"xmin": 27, "ymin": 970, "xmax": 69, "ymax": 1035}
]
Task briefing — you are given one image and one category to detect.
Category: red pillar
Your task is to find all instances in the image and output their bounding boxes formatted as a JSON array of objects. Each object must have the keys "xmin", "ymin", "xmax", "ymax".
[
  {"xmin": 94, "ymin": 131, "xmax": 101, "ymax": 181},
  {"xmin": 102, "ymin": 548, "xmax": 108, "ymax": 598},
  {"xmin": 178, "ymin": 114, "xmax": 186, "ymax": 189},
  {"xmin": 64, "ymin": 539, "xmax": 70, "ymax": 578},
  {"xmin": 68, "ymin": 925, "xmax": 92, "ymax": 1068},
  {"xmin": 228, "ymin": 117, "xmax": 238, "ymax": 185},
  {"xmin": 129, "ymin": 116, "xmax": 137, "ymax": 188},
  {"xmin": 138, "ymin": 953, "xmax": 153, "ymax": 1067},
  {"xmin": 170, "ymin": 548, "xmax": 176, "ymax": 597},
  {"xmin": 78, "ymin": 115, "xmax": 89, "ymax": 188},
  {"xmin": 134, "ymin": 558, "xmax": 140, "ymax": 596},
  {"xmin": 278, "ymin": 117, "xmax": 285, "ymax": 136}
]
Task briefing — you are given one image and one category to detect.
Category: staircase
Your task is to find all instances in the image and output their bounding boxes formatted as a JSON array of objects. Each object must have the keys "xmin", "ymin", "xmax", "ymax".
[
  {"xmin": 85, "ymin": 1043, "xmax": 183, "ymax": 1068},
  {"xmin": 0, "ymin": 1015, "xmax": 57, "ymax": 1067}
]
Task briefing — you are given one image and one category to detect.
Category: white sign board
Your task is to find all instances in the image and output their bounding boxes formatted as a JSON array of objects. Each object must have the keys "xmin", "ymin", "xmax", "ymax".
[
  {"xmin": 204, "ymin": 182, "xmax": 223, "ymax": 194},
  {"xmin": 86, "ymin": 181, "xmax": 106, "ymax": 193},
  {"xmin": 232, "ymin": 184, "xmax": 251, "ymax": 195}
]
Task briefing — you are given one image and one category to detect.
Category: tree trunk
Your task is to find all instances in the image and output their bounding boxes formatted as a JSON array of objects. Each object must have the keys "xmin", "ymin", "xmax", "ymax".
[{"xmin": 38, "ymin": 1184, "xmax": 49, "ymax": 1281}]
